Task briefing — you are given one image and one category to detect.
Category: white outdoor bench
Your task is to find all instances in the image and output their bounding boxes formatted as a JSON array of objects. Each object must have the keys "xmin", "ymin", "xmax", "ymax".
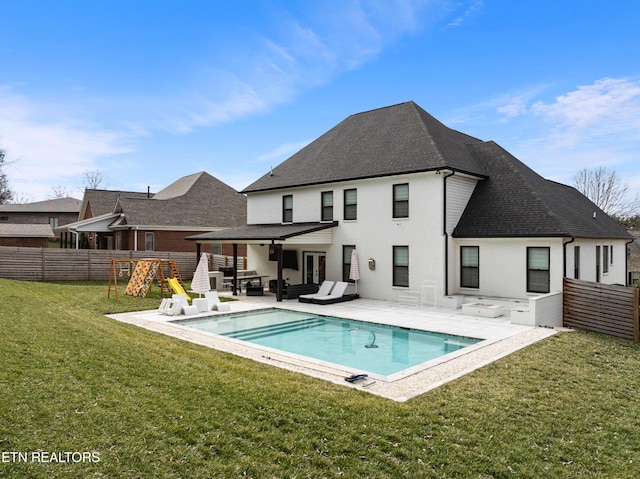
[{"xmin": 461, "ymin": 302, "xmax": 504, "ymax": 318}]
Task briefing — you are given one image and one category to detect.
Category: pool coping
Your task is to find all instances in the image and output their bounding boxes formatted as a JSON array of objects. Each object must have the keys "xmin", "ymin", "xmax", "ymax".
[{"xmin": 107, "ymin": 298, "xmax": 559, "ymax": 402}]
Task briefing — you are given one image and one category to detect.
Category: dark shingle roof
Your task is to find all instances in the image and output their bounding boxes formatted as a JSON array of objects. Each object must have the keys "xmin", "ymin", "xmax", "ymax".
[
  {"xmin": 116, "ymin": 172, "xmax": 246, "ymax": 228},
  {"xmin": 81, "ymin": 189, "xmax": 151, "ymax": 219},
  {"xmin": 453, "ymin": 142, "xmax": 632, "ymax": 239},
  {"xmin": 243, "ymin": 101, "xmax": 485, "ymax": 193}
]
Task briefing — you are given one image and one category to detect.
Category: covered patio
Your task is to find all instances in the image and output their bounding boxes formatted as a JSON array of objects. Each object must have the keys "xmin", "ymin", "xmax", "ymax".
[{"xmin": 188, "ymin": 221, "xmax": 339, "ymax": 301}]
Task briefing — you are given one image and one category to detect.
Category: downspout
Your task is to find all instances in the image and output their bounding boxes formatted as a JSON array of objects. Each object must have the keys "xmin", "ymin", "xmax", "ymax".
[
  {"xmin": 563, "ymin": 237, "xmax": 575, "ymax": 278},
  {"xmin": 442, "ymin": 170, "xmax": 455, "ymax": 296},
  {"xmin": 626, "ymin": 238, "xmax": 635, "ymax": 285}
]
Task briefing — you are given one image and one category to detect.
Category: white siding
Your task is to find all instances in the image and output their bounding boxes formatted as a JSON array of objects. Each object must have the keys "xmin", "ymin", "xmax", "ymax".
[
  {"xmin": 445, "ymin": 175, "xmax": 478, "ymax": 234},
  {"xmin": 246, "ymin": 172, "xmax": 446, "ymax": 301}
]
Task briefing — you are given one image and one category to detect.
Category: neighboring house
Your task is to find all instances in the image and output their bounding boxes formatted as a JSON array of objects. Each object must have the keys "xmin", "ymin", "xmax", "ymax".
[
  {"xmin": 190, "ymin": 102, "xmax": 633, "ymax": 301},
  {"xmin": 0, "ymin": 224, "xmax": 55, "ymax": 248},
  {"xmin": 0, "ymin": 197, "xmax": 81, "ymax": 231},
  {"xmin": 58, "ymin": 172, "xmax": 247, "ymax": 254}
]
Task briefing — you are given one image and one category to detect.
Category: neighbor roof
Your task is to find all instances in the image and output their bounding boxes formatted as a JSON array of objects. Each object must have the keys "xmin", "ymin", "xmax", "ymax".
[
  {"xmin": 0, "ymin": 197, "xmax": 81, "ymax": 213},
  {"xmin": 453, "ymin": 142, "xmax": 633, "ymax": 239},
  {"xmin": 0, "ymin": 224, "xmax": 55, "ymax": 238},
  {"xmin": 80, "ymin": 189, "xmax": 151, "ymax": 219},
  {"xmin": 114, "ymin": 172, "xmax": 246, "ymax": 228},
  {"xmin": 243, "ymin": 101, "xmax": 485, "ymax": 193}
]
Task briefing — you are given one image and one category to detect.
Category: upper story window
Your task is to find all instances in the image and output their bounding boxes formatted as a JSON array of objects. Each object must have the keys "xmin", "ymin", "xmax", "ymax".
[
  {"xmin": 49, "ymin": 217, "xmax": 59, "ymax": 229},
  {"xmin": 282, "ymin": 195, "xmax": 293, "ymax": 223},
  {"xmin": 321, "ymin": 191, "xmax": 333, "ymax": 222},
  {"xmin": 393, "ymin": 183, "xmax": 409, "ymax": 218},
  {"xmin": 527, "ymin": 247, "xmax": 549, "ymax": 293},
  {"xmin": 393, "ymin": 245, "xmax": 409, "ymax": 287},
  {"xmin": 460, "ymin": 246, "xmax": 479, "ymax": 288},
  {"xmin": 344, "ymin": 189, "xmax": 357, "ymax": 220}
]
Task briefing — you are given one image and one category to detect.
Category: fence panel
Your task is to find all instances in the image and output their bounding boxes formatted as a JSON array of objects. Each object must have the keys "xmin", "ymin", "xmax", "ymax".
[
  {"xmin": 563, "ymin": 277, "xmax": 640, "ymax": 342},
  {"xmin": 0, "ymin": 247, "xmax": 200, "ymax": 282}
]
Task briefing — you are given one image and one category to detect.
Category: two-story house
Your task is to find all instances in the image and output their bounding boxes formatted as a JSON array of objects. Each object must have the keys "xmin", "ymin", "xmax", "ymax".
[{"xmin": 190, "ymin": 101, "xmax": 633, "ymax": 302}]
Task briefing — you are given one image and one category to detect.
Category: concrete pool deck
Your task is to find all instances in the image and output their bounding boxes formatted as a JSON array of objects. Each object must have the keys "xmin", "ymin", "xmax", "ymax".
[{"xmin": 107, "ymin": 293, "xmax": 560, "ymax": 402}]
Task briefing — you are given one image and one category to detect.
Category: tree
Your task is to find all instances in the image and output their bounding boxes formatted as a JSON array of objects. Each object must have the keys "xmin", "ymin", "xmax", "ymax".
[
  {"xmin": 573, "ymin": 167, "xmax": 640, "ymax": 220},
  {"xmin": 83, "ymin": 169, "xmax": 109, "ymax": 190},
  {"xmin": 48, "ymin": 186, "xmax": 72, "ymax": 199},
  {"xmin": 0, "ymin": 148, "xmax": 14, "ymax": 204}
]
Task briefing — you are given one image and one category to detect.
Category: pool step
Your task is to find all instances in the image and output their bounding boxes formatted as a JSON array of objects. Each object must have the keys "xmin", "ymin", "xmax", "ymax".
[{"xmin": 223, "ymin": 317, "xmax": 327, "ymax": 341}]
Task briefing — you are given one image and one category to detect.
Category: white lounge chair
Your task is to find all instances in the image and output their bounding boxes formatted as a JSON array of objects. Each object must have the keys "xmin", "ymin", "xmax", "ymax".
[
  {"xmin": 305, "ymin": 281, "xmax": 358, "ymax": 304},
  {"xmin": 161, "ymin": 293, "xmax": 189, "ymax": 316},
  {"xmin": 204, "ymin": 290, "xmax": 231, "ymax": 312},
  {"xmin": 298, "ymin": 280, "xmax": 335, "ymax": 301}
]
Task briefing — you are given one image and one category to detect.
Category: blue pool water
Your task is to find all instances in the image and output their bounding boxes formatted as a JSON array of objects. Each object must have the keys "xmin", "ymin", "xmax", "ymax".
[{"xmin": 173, "ymin": 308, "xmax": 481, "ymax": 376}]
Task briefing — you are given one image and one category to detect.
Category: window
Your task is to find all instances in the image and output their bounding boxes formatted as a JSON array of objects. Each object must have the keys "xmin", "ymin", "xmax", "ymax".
[
  {"xmin": 460, "ymin": 246, "xmax": 479, "ymax": 288},
  {"xmin": 321, "ymin": 191, "xmax": 333, "ymax": 221},
  {"xmin": 343, "ymin": 245, "xmax": 355, "ymax": 282},
  {"xmin": 603, "ymin": 245, "xmax": 609, "ymax": 274},
  {"xmin": 145, "ymin": 232, "xmax": 155, "ymax": 251},
  {"xmin": 393, "ymin": 183, "xmax": 409, "ymax": 218},
  {"xmin": 212, "ymin": 244, "xmax": 222, "ymax": 255},
  {"xmin": 344, "ymin": 189, "xmax": 357, "ymax": 220},
  {"xmin": 282, "ymin": 195, "xmax": 293, "ymax": 223},
  {"xmin": 115, "ymin": 232, "xmax": 121, "ymax": 251},
  {"xmin": 393, "ymin": 246, "xmax": 409, "ymax": 287},
  {"xmin": 574, "ymin": 245, "xmax": 580, "ymax": 279},
  {"xmin": 527, "ymin": 247, "xmax": 550, "ymax": 293},
  {"xmin": 49, "ymin": 217, "xmax": 59, "ymax": 229},
  {"xmin": 0, "ymin": 216, "xmax": 8, "ymax": 221}
]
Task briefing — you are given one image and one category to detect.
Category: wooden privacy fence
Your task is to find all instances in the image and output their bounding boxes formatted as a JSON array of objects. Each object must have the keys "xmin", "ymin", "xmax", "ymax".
[
  {"xmin": 563, "ymin": 277, "xmax": 640, "ymax": 342},
  {"xmin": 0, "ymin": 247, "xmax": 198, "ymax": 282}
]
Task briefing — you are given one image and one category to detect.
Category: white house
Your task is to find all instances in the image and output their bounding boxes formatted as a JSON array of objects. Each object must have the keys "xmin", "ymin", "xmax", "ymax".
[{"xmin": 191, "ymin": 101, "xmax": 633, "ymax": 302}]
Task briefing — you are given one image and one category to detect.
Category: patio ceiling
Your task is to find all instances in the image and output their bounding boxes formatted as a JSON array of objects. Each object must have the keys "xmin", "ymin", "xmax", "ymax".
[{"xmin": 187, "ymin": 221, "xmax": 338, "ymax": 245}]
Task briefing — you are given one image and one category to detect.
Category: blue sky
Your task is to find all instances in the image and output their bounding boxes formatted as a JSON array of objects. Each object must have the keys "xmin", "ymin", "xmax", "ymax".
[{"xmin": 1, "ymin": 0, "xmax": 639, "ymax": 203}]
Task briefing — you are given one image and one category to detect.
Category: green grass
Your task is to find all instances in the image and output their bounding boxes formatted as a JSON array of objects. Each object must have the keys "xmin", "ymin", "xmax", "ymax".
[{"xmin": 1, "ymin": 279, "xmax": 640, "ymax": 478}]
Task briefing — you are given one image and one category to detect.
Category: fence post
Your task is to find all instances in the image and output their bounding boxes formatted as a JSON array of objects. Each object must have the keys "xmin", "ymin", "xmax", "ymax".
[{"xmin": 634, "ymin": 287, "xmax": 639, "ymax": 343}]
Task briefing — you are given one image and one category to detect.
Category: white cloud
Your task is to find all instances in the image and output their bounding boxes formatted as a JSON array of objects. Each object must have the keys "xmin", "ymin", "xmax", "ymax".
[
  {"xmin": 446, "ymin": 0, "xmax": 483, "ymax": 28},
  {"xmin": 0, "ymin": 88, "xmax": 138, "ymax": 200},
  {"xmin": 256, "ymin": 141, "xmax": 312, "ymax": 163}
]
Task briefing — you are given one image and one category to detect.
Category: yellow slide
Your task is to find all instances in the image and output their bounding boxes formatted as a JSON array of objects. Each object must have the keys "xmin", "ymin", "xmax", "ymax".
[{"xmin": 167, "ymin": 277, "xmax": 191, "ymax": 302}]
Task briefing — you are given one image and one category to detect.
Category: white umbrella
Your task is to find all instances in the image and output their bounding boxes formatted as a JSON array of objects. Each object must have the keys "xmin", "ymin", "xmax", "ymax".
[
  {"xmin": 349, "ymin": 248, "xmax": 360, "ymax": 294},
  {"xmin": 191, "ymin": 253, "xmax": 211, "ymax": 296}
]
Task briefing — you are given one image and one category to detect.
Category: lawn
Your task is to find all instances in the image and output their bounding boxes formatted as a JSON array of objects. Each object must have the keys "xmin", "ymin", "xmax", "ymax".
[{"xmin": 1, "ymin": 279, "xmax": 639, "ymax": 478}]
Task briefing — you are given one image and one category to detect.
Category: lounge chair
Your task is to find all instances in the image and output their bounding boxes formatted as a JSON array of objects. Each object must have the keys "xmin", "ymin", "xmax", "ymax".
[
  {"xmin": 159, "ymin": 294, "xmax": 190, "ymax": 316},
  {"xmin": 204, "ymin": 290, "xmax": 231, "ymax": 312},
  {"xmin": 298, "ymin": 281, "xmax": 334, "ymax": 302},
  {"xmin": 304, "ymin": 281, "xmax": 359, "ymax": 305}
]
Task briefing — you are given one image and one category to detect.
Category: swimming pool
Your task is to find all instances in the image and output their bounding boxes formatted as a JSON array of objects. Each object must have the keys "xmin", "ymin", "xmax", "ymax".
[{"xmin": 173, "ymin": 308, "xmax": 481, "ymax": 376}]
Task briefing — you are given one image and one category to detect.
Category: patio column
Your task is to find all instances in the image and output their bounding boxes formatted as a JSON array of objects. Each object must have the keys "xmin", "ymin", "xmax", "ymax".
[
  {"xmin": 275, "ymin": 243, "xmax": 283, "ymax": 302},
  {"xmin": 232, "ymin": 243, "xmax": 238, "ymax": 296}
]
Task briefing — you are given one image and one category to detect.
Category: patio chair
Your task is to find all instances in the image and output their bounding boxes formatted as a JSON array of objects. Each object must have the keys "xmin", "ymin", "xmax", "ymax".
[
  {"xmin": 298, "ymin": 281, "xmax": 335, "ymax": 302},
  {"xmin": 204, "ymin": 290, "xmax": 231, "ymax": 312}
]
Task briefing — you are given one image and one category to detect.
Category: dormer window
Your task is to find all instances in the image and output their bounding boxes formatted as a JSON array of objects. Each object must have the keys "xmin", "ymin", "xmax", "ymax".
[{"xmin": 282, "ymin": 195, "xmax": 293, "ymax": 223}]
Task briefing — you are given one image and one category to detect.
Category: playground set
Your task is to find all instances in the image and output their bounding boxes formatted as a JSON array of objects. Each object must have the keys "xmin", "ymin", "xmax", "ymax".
[{"xmin": 107, "ymin": 258, "xmax": 188, "ymax": 301}]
